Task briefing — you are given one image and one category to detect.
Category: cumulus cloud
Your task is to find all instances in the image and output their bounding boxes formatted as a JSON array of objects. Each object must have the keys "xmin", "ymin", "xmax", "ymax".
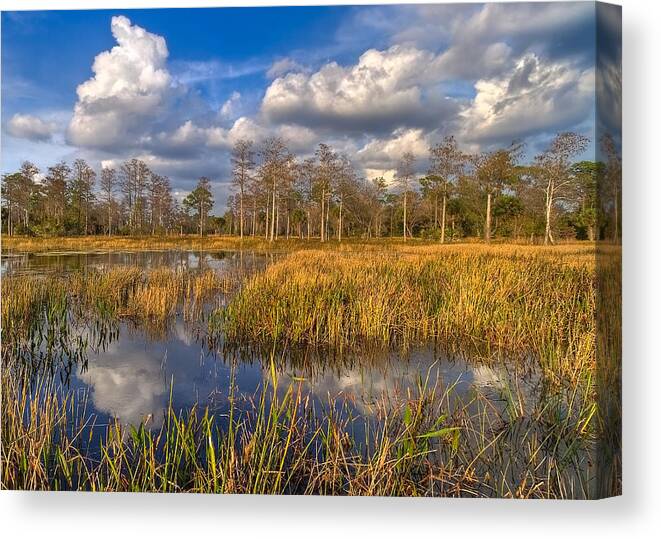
[
  {"xmin": 67, "ymin": 15, "xmax": 172, "ymax": 148},
  {"xmin": 6, "ymin": 113, "xmax": 56, "ymax": 141},
  {"xmin": 261, "ymin": 44, "xmax": 460, "ymax": 135},
  {"xmin": 164, "ymin": 115, "xmax": 322, "ymax": 156},
  {"xmin": 12, "ymin": 6, "xmax": 598, "ymax": 211},
  {"xmin": 356, "ymin": 128, "xmax": 430, "ymax": 173},
  {"xmin": 342, "ymin": 2, "xmax": 594, "ymax": 84},
  {"xmin": 219, "ymin": 91, "xmax": 241, "ymax": 120},
  {"xmin": 460, "ymin": 54, "xmax": 595, "ymax": 144}
]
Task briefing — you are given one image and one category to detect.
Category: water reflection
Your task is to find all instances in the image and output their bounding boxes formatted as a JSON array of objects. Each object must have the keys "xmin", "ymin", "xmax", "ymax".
[
  {"xmin": 1, "ymin": 249, "xmax": 277, "ymax": 276},
  {"xmin": 5, "ymin": 249, "xmax": 542, "ymax": 437},
  {"xmin": 64, "ymin": 317, "xmax": 539, "ymax": 437}
]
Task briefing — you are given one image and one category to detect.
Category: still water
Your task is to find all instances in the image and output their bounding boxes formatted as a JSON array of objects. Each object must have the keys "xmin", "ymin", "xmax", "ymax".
[{"xmin": 3, "ymin": 250, "xmax": 539, "ymax": 436}]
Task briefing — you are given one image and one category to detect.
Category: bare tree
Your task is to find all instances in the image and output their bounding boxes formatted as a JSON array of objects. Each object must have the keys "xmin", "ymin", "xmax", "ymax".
[
  {"xmin": 259, "ymin": 137, "xmax": 292, "ymax": 242},
  {"xmin": 534, "ymin": 133, "xmax": 589, "ymax": 245},
  {"xmin": 231, "ymin": 139, "xmax": 255, "ymax": 239},
  {"xmin": 120, "ymin": 159, "xmax": 150, "ymax": 233},
  {"xmin": 333, "ymin": 155, "xmax": 357, "ymax": 242},
  {"xmin": 473, "ymin": 143, "xmax": 522, "ymax": 243},
  {"xmin": 147, "ymin": 172, "xmax": 172, "ymax": 234},
  {"xmin": 395, "ymin": 152, "xmax": 415, "ymax": 241},
  {"xmin": 43, "ymin": 162, "xmax": 71, "ymax": 229},
  {"xmin": 428, "ymin": 136, "xmax": 466, "ymax": 243},
  {"xmin": 99, "ymin": 166, "xmax": 117, "ymax": 235},
  {"xmin": 71, "ymin": 159, "xmax": 96, "ymax": 235},
  {"xmin": 314, "ymin": 143, "xmax": 338, "ymax": 242}
]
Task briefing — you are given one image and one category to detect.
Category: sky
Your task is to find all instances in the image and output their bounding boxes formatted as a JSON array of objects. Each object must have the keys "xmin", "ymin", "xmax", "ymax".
[{"xmin": 1, "ymin": 2, "xmax": 603, "ymax": 209}]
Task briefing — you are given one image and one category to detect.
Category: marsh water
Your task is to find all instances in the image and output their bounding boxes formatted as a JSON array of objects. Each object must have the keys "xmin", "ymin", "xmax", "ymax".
[{"xmin": 3, "ymin": 250, "xmax": 551, "ymax": 456}]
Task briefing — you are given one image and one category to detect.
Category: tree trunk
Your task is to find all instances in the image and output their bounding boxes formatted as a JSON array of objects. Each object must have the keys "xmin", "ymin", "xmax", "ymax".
[
  {"xmin": 544, "ymin": 184, "xmax": 554, "ymax": 245},
  {"xmin": 338, "ymin": 199, "xmax": 343, "ymax": 242},
  {"xmin": 325, "ymin": 194, "xmax": 330, "ymax": 241},
  {"xmin": 264, "ymin": 201, "xmax": 269, "ymax": 240},
  {"xmin": 403, "ymin": 192, "xmax": 407, "ymax": 241},
  {"xmin": 485, "ymin": 192, "xmax": 492, "ymax": 243},
  {"xmin": 440, "ymin": 192, "xmax": 447, "ymax": 244},
  {"xmin": 270, "ymin": 186, "xmax": 276, "ymax": 242},
  {"xmin": 251, "ymin": 199, "xmax": 256, "ymax": 237},
  {"xmin": 275, "ymin": 199, "xmax": 280, "ymax": 240},
  {"xmin": 320, "ymin": 189, "xmax": 325, "ymax": 242},
  {"xmin": 239, "ymin": 188, "xmax": 244, "ymax": 239}
]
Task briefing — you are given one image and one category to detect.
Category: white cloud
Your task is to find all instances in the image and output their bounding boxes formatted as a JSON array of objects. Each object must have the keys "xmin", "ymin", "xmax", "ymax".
[
  {"xmin": 219, "ymin": 91, "xmax": 241, "ymax": 120},
  {"xmin": 67, "ymin": 15, "xmax": 171, "ymax": 148},
  {"xmin": 205, "ymin": 117, "xmax": 321, "ymax": 153},
  {"xmin": 459, "ymin": 2, "xmax": 593, "ymax": 44},
  {"xmin": 261, "ymin": 44, "xmax": 459, "ymax": 135},
  {"xmin": 6, "ymin": 113, "xmax": 56, "ymax": 141},
  {"xmin": 460, "ymin": 54, "xmax": 595, "ymax": 144},
  {"xmin": 356, "ymin": 127, "xmax": 430, "ymax": 176}
]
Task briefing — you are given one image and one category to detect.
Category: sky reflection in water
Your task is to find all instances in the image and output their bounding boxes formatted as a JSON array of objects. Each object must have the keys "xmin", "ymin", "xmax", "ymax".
[{"xmin": 4, "ymin": 250, "xmax": 535, "ymax": 433}]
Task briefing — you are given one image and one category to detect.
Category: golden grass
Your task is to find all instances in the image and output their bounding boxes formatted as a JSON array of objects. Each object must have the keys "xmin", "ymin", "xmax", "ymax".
[
  {"xmin": 222, "ymin": 247, "xmax": 598, "ymax": 381},
  {"xmin": 1, "ymin": 266, "xmax": 236, "ymax": 352},
  {"xmin": 1, "ymin": 233, "xmax": 600, "ymax": 256},
  {"xmin": 0, "ymin": 238, "xmax": 620, "ymax": 497}
]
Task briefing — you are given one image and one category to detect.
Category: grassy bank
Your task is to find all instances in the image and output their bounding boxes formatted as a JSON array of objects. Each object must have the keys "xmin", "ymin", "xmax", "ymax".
[
  {"xmin": 221, "ymin": 248, "xmax": 597, "ymax": 381},
  {"xmin": 1, "ymin": 233, "xmax": 597, "ymax": 256}
]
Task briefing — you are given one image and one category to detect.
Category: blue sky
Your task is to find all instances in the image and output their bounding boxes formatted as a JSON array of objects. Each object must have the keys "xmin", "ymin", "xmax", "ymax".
[{"xmin": 1, "ymin": 3, "xmax": 608, "ymax": 208}]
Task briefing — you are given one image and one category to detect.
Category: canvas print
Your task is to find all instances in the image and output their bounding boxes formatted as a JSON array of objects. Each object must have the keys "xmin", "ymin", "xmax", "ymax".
[{"xmin": 0, "ymin": 2, "xmax": 621, "ymax": 498}]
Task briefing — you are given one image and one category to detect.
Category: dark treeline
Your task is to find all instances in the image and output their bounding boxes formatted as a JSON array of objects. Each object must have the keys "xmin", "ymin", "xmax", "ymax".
[{"xmin": 1, "ymin": 132, "xmax": 621, "ymax": 243}]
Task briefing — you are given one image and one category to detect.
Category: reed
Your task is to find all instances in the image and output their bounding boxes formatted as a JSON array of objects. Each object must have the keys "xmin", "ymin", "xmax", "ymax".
[
  {"xmin": 1, "ymin": 265, "xmax": 238, "ymax": 378},
  {"xmin": 0, "ymin": 240, "xmax": 618, "ymax": 497},
  {"xmin": 2, "ymin": 266, "xmax": 234, "ymax": 328},
  {"xmin": 220, "ymin": 249, "xmax": 596, "ymax": 381},
  {"xmin": 0, "ymin": 361, "xmax": 597, "ymax": 497}
]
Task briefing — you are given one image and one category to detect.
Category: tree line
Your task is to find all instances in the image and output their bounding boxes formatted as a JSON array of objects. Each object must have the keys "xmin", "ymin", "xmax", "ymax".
[
  {"xmin": 2, "ymin": 158, "xmax": 215, "ymax": 236},
  {"xmin": 226, "ymin": 131, "xmax": 621, "ymax": 244},
  {"xmin": 1, "ymin": 132, "xmax": 621, "ymax": 243}
]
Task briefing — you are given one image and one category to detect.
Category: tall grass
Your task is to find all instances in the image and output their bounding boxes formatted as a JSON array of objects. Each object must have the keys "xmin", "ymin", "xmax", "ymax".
[
  {"xmin": 221, "ymin": 249, "xmax": 596, "ymax": 381},
  {"xmin": 0, "ymin": 241, "xmax": 618, "ymax": 497},
  {"xmin": 1, "ymin": 359, "xmax": 596, "ymax": 497},
  {"xmin": 1, "ymin": 266, "xmax": 237, "ymax": 377},
  {"xmin": 2, "ymin": 266, "xmax": 235, "ymax": 329}
]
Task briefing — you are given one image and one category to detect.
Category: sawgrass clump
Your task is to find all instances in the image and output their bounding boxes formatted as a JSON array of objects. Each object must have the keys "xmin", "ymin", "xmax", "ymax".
[{"xmin": 221, "ymin": 249, "xmax": 596, "ymax": 380}]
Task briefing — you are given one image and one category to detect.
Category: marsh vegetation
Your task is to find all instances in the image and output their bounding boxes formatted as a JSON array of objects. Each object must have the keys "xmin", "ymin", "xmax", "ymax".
[{"xmin": 0, "ymin": 240, "xmax": 621, "ymax": 497}]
